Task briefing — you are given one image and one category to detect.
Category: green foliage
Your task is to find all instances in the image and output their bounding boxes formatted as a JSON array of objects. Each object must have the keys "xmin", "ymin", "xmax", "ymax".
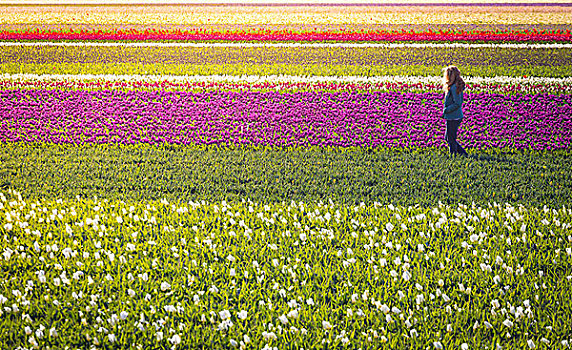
[
  {"xmin": 5, "ymin": 44, "xmax": 570, "ymax": 69},
  {"xmin": 1, "ymin": 143, "xmax": 571, "ymax": 207}
]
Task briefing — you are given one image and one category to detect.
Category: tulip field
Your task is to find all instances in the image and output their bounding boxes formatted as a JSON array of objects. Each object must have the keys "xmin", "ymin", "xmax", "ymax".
[{"xmin": 1, "ymin": 3, "xmax": 572, "ymax": 350}]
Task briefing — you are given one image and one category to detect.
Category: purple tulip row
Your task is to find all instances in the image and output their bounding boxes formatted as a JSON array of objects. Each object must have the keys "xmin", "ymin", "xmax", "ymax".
[{"xmin": 1, "ymin": 89, "xmax": 570, "ymax": 150}]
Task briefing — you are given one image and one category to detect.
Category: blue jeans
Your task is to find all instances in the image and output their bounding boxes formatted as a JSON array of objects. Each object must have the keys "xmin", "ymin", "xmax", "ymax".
[{"xmin": 445, "ymin": 119, "xmax": 468, "ymax": 155}]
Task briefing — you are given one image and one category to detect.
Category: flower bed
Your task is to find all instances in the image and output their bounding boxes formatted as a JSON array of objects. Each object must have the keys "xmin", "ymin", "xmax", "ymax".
[
  {"xmin": 1, "ymin": 88, "xmax": 570, "ymax": 150},
  {"xmin": 1, "ymin": 3, "xmax": 572, "ymax": 350}
]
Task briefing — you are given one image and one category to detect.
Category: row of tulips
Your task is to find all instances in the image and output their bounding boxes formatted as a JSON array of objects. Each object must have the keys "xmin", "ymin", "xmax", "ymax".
[
  {"xmin": 3, "ymin": 79, "xmax": 572, "ymax": 95},
  {"xmin": 3, "ymin": 62, "xmax": 570, "ymax": 79},
  {"xmin": 2, "ymin": 29, "xmax": 571, "ymax": 42},
  {"xmin": 3, "ymin": 41, "xmax": 571, "ymax": 67},
  {"xmin": 3, "ymin": 41, "xmax": 571, "ymax": 48},
  {"xmin": 1, "ymin": 88, "xmax": 570, "ymax": 150},
  {"xmin": 3, "ymin": 72, "xmax": 572, "ymax": 83},
  {"xmin": 1, "ymin": 5, "xmax": 570, "ymax": 26},
  {"xmin": 3, "ymin": 24, "xmax": 571, "ymax": 35},
  {"xmin": 2, "ymin": 74, "xmax": 572, "ymax": 94}
]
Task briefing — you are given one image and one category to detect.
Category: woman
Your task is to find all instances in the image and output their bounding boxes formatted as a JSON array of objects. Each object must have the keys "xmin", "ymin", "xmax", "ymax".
[{"xmin": 442, "ymin": 66, "xmax": 468, "ymax": 156}]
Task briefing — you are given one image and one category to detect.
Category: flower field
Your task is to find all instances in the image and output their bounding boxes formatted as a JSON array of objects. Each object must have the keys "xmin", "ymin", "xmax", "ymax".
[{"xmin": 1, "ymin": 3, "xmax": 572, "ymax": 350}]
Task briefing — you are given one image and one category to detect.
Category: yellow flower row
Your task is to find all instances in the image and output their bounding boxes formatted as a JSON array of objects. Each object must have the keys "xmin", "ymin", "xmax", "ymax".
[{"xmin": 0, "ymin": 6, "xmax": 571, "ymax": 25}]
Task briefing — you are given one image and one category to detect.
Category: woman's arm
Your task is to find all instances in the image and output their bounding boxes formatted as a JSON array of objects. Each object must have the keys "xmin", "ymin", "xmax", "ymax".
[{"xmin": 444, "ymin": 88, "xmax": 463, "ymax": 114}]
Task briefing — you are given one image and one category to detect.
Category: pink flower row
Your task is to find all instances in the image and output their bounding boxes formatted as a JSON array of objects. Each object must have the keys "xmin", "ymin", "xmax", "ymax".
[
  {"xmin": 1, "ymin": 89, "xmax": 570, "ymax": 150},
  {"xmin": 2, "ymin": 29, "xmax": 571, "ymax": 42}
]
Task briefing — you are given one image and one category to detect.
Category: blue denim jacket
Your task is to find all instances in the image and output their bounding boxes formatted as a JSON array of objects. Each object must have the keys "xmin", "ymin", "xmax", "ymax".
[{"xmin": 443, "ymin": 87, "xmax": 464, "ymax": 120}]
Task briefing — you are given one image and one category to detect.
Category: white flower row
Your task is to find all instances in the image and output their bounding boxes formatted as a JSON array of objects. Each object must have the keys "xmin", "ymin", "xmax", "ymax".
[
  {"xmin": 2, "ymin": 73, "xmax": 572, "ymax": 87},
  {"xmin": 1, "ymin": 41, "xmax": 571, "ymax": 49}
]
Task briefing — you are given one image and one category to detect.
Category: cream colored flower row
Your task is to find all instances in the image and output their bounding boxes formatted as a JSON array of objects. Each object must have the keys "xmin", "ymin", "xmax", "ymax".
[
  {"xmin": 2, "ymin": 41, "xmax": 571, "ymax": 49},
  {"xmin": 3, "ymin": 73, "xmax": 572, "ymax": 89},
  {"xmin": 0, "ymin": 8, "xmax": 570, "ymax": 25}
]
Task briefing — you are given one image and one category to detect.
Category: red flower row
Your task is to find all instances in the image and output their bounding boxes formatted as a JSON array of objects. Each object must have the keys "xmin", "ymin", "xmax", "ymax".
[{"xmin": 1, "ymin": 29, "xmax": 571, "ymax": 42}]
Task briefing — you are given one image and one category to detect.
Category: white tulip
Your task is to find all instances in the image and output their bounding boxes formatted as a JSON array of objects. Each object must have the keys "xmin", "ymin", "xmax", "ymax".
[
  {"xmin": 287, "ymin": 310, "xmax": 299, "ymax": 319},
  {"xmin": 278, "ymin": 315, "xmax": 288, "ymax": 324},
  {"xmin": 164, "ymin": 305, "xmax": 176, "ymax": 313},
  {"xmin": 219, "ymin": 310, "xmax": 231, "ymax": 321},
  {"xmin": 238, "ymin": 310, "xmax": 248, "ymax": 320},
  {"xmin": 262, "ymin": 331, "xmax": 277, "ymax": 341},
  {"xmin": 322, "ymin": 320, "xmax": 333, "ymax": 330},
  {"xmin": 402, "ymin": 270, "xmax": 412, "ymax": 282},
  {"xmin": 170, "ymin": 334, "xmax": 181, "ymax": 345}
]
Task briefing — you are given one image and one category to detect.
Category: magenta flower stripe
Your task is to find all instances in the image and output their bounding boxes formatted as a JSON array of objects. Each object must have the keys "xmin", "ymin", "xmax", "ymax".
[{"xmin": 1, "ymin": 89, "xmax": 570, "ymax": 150}]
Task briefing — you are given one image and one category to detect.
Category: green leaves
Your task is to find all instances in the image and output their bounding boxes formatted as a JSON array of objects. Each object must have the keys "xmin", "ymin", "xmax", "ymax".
[{"xmin": 2, "ymin": 143, "xmax": 571, "ymax": 208}]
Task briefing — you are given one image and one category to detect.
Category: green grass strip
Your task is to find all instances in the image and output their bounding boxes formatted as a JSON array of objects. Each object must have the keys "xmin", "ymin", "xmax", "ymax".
[
  {"xmin": 2, "ymin": 143, "xmax": 571, "ymax": 207},
  {"xmin": 2, "ymin": 63, "xmax": 572, "ymax": 78}
]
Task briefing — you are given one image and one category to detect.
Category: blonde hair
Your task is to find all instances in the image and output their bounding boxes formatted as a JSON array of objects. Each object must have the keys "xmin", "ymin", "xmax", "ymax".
[{"xmin": 442, "ymin": 66, "xmax": 466, "ymax": 94}]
